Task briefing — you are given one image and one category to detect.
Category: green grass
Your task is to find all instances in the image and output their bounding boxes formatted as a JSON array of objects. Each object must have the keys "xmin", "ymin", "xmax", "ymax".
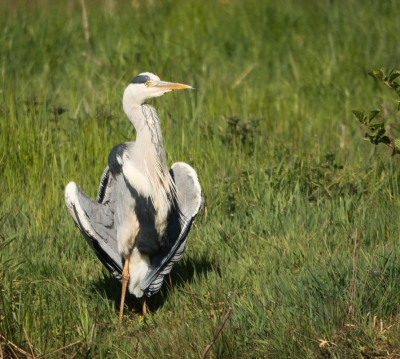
[{"xmin": 1, "ymin": 0, "xmax": 400, "ymax": 357}]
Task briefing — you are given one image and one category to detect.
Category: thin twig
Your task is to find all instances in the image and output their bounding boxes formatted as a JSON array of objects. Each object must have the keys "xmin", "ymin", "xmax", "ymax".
[
  {"xmin": 23, "ymin": 327, "xmax": 36, "ymax": 359},
  {"xmin": 201, "ymin": 307, "xmax": 232, "ymax": 359},
  {"xmin": 177, "ymin": 288, "xmax": 198, "ymax": 296},
  {"xmin": 38, "ymin": 341, "xmax": 81, "ymax": 358},
  {"xmin": 85, "ymin": 323, "xmax": 95, "ymax": 359},
  {"xmin": 81, "ymin": 52, "xmax": 112, "ymax": 70},
  {"xmin": 80, "ymin": 0, "xmax": 90, "ymax": 48},
  {"xmin": 0, "ymin": 334, "xmax": 33, "ymax": 358}
]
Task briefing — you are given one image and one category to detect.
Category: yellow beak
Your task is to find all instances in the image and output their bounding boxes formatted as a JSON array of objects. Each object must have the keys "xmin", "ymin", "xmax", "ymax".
[{"xmin": 155, "ymin": 81, "xmax": 193, "ymax": 90}]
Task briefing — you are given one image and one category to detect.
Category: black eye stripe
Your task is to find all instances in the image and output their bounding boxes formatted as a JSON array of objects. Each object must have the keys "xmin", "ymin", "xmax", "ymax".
[{"xmin": 130, "ymin": 75, "xmax": 151, "ymax": 84}]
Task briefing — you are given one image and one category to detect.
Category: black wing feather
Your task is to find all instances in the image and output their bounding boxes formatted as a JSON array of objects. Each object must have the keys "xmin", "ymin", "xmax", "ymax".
[{"xmin": 140, "ymin": 163, "xmax": 202, "ymax": 297}]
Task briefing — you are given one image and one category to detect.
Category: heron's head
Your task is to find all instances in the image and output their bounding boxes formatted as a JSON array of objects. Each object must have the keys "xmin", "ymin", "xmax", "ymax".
[{"xmin": 123, "ymin": 72, "xmax": 193, "ymax": 108}]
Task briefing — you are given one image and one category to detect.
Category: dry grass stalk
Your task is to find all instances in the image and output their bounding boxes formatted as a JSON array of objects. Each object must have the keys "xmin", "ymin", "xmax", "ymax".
[
  {"xmin": 9, "ymin": 345, "xmax": 18, "ymax": 359},
  {"xmin": 85, "ymin": 323, "xmax": 95, "ymax": 359},
  {"xmin": 81, "ymin": 52, "xmax": 112, "ymax": 70},
  {"xmin": 177, "ymin": 288, "xmax": 198, "ymax": 296},
  {"xmin": 80, "ymin": 0, "xmax": 90, "ymax": 49},
  {"xmin": 349, "ymin": 229, "xmax": 359, "ymax": 317},
  {"xmin": 111, "ymin": 344, "xmax": 135, "ymax": 359},
  {"xmin": 322, "ymin": 233, "xmax": 331, "ymax": 257},
  {"xmin": 341, "ymin": 124, "xmax": 346, "ymax": 149},
  {"xmin": 23, "ymin": 327, "xmax": 36, "ymax": 359},
  {"xmin": 201, "ymin": 307, "xmax": 232, "ymax": 359},
  {"xmin": 232, "ymin": 63, "xmax": 257, "ymax": 89},
  {"xmin": 307, "ymin": 220, "xmax": 329, "ymax": 241},
  {"xmin": 40, "ymin": 340, "xmax": 82, "ymax": 358},
  {"xmin": 358, "ymin": 246, "xmax": 378, "ymax": 309},
  {"xmin": 0, "ymin": 334, "xmax": 33, "ymax": 358}
]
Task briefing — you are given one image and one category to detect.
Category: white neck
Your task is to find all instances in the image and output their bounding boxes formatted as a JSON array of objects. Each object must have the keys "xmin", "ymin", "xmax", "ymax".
[{"xmin": 122, "ymin": 94, "xmax": 177, "ymax": 211}]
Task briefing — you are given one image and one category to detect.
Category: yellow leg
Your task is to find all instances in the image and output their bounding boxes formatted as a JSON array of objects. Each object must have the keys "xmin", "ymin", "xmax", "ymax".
[
  {"xmin": 142, "ymin": 296, "xmax": 147, "ymax": 315},
  {"xmin": 119, "ymin": 256, "xmax": 130, "ymax": 324}
]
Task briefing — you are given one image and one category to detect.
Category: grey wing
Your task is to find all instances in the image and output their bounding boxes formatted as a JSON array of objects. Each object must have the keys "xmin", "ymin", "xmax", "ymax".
[
  {"xmin": 65, "ymin": 166, "xmax": 124, "ymax": 281},
  {"xmin": 140, "ymin": 162, "xmax": 202, "ymax": 297}
]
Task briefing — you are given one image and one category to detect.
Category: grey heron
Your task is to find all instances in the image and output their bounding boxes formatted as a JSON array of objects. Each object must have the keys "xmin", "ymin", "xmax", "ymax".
[{"xmin": 65, "ymin": 72, "xmax": 202, "ymax": 322}]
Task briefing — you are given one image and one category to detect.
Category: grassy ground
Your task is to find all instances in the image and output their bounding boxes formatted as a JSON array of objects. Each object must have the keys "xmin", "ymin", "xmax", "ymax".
[{"xmin": 1, "ymin": 0, "xmax": 400, "ymax": 357}]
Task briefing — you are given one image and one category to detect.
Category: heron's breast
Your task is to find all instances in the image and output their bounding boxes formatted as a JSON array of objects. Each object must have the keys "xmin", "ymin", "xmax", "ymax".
[{"xmin": 122, "ymin": 161, "xmax": 152, "ymax": 199}]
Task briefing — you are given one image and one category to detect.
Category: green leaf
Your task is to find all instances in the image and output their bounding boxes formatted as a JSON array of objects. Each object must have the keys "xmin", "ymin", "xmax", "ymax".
[
  {"xmin": 369, "ymin": 123, "xmax": 384, "ymax": 130},
  {"xmin": 377, "ymin": 128, "xmax": 386, "ymax": 137},
  {"xmin": 391, "ymin": 147, "xmax": 400, "ymax": 157},
  {"xmin": 377, "ymin": 70, "xmax": 384, "ymax": 81},
  {"xmin": 368, "ymin": 110, "xmax": 380, "ymax": 123},
  {"xmin": 380, "ymin": 136, "xmax": 391, "ymax": 145},
  {"xmin": 395, "ymin": 138, "xmax": 400, "ymax": 149},
  {"xmin": 352, "ymin": 110, "xmax": 365, "ymax": 122},
  {"xmin": 389, "ymin": 71, "xmax": 400, "ymax": 83},
  {"xmin": 365, "ymin": 134, "xmax": 377, "ymax": 146},
  {"xmin": 368, "ymin": 70, "xmax": 381, "ymax": 80}
]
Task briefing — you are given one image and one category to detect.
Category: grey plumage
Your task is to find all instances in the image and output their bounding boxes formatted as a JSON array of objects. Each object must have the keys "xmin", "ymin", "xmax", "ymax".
[
  {"xmin": 65, "ymin": 161, "xmax": 201, "ymax": 296},
  {"xmin": 64, "ymin": 72, "xmax": 201, "ymax": 304}
]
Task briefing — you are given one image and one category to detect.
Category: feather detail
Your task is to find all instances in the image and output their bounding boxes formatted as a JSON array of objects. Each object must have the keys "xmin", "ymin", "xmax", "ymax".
[{"xmin": 141, "ymin": 104, "xmax": 180, "ymax": 212}]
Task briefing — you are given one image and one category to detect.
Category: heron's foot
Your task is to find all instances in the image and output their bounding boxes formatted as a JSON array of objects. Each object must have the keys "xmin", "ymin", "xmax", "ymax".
[{"xmin": 119, "ymin": 256, "xmax": 130, "ymax": 324}]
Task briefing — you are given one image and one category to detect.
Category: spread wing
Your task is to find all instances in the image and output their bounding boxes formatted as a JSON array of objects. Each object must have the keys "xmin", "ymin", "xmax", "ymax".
[
  {"xmin": 140, "ymin": 162, "xmax": 202, "ymax": 297},
  {"xmin": 65, "ymin": 167, "xmax": 124, "ymax": 281},
  {"xmin": 65, "ymin": 161, "xmax": 202, "ymax": 297}
]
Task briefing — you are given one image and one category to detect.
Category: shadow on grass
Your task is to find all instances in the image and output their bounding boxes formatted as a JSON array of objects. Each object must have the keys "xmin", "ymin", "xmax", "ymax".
[{"xmin": 91, "ymin": 251, "xmax": 216, "ymax": 314}]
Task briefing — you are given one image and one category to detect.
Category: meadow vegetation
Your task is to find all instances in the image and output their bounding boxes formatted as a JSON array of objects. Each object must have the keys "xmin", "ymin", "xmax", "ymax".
[{"xmin": 1, "ymin": 0, "xmax": 400, "ymax": 357}]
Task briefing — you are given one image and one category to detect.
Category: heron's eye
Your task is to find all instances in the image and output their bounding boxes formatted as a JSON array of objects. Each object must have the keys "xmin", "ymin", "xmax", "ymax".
[{"xmin": 144, "ymin": 81, "xmax": 150, "ymax": 87}]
